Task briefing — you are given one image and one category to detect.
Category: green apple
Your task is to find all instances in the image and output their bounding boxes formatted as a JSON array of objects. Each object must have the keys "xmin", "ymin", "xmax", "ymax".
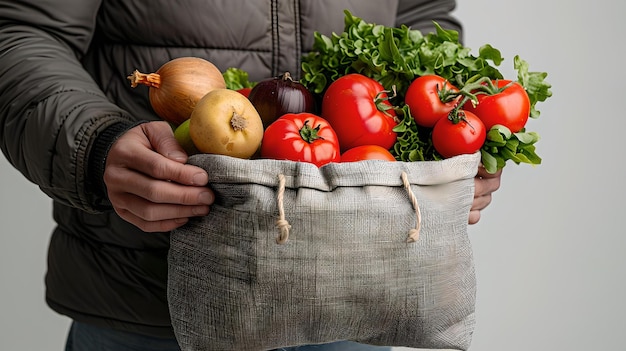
[{"xmin": 174, "ymin": 119, "xmax": 200, "ymax": 155}]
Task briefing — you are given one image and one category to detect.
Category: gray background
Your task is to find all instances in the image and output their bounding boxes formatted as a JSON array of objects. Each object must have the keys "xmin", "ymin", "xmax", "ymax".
[{"xmin": 1, "ymin": 0, "xmax": 624, "ymax": 350}]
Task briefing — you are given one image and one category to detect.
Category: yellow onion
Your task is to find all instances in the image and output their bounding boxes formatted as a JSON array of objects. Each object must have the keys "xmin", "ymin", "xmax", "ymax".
[
  {"xmin": 247, "ymin": 72, "xmax": 316, "ymax": 128},
  {"xmin": 127, "ymin": 57, "xmax": 226, "ymax": 126}
]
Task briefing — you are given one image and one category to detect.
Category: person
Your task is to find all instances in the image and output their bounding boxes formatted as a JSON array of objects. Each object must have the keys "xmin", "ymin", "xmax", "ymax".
[{"xmin": 0, "ymin": 1, "xmax": 502, "ymax": 350}]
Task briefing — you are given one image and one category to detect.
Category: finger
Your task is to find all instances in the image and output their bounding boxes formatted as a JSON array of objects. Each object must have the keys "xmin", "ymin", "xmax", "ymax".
[
  {"xmin": 468, "ymin": 190, "xmax": 494, "ymax": 225},
  {"xmin": 476, "ymin": 163, "xmax": 503, "ymax": 178},
  {"xmin": 111, "ymin": 192, "xmax": 210, "ymax": 230},
  {"xmin": 106, "ymin": 167, "xmax": 214, "ymax": 206},
  {"xmin": 476, "ymin": 166, "xmax": 503, "ymax": 182},
  {"xmin": 469, "ymin": 165, "xmax": 502, "ymax": 225},
  {"xmin": 468, "ymin": 210, "xmax": 481, "ymax": 225},
  {"xmin": 115, "ymin": 207, "xmax": 190, "ymax": 233},
  {"xmin": 141, "ymin": 122, "xmax": 189, "ymax": 163},
  {"xmin": 474, "ymin": 173, "xmax": 501, "ymax": 197},
  {"xmin": 109, "ymin": 123, "xmax": 209, "ymax": 186},
  {"xmin": 111, "ymin": 142, "xmax": 208, "ymax": 187},
  {"xmin": 471, "ymin": 193, "xmax": 493, "ymax": 212}
]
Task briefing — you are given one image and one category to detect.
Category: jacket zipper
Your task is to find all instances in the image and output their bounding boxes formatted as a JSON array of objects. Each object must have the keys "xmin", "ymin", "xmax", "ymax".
[
  {"xmin": 270, "ymin": 0, "xmax": 303, "ymax": 78},
  {"xmin": 271, "ymin": 0, "xmax": 279, "ymax": 76}
]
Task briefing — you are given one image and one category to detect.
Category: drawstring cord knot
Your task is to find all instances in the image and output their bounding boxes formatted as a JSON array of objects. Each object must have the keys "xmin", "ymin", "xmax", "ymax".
[{"xmin": 401, "ymin": 172, "xmax": 422, "ymax": 243}]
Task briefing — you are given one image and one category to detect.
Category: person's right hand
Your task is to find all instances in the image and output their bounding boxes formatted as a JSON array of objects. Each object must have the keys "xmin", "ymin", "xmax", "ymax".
[
  {"xmin": 103, "ymin": 121, "xmax": 214, "ymax": 232},
  {"xmin": 469, "ymin": 165, "xmax": 502, "ymax": 225}
]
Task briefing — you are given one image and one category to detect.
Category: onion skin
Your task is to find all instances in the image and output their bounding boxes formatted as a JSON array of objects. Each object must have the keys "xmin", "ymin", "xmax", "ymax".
[
  {"xmin": 248, "ymin": 72, "xmax": 316, "ymax": 128},
  {"xmin": 128, "ymin": 57, "xmax": 226, "ymax": 126}
]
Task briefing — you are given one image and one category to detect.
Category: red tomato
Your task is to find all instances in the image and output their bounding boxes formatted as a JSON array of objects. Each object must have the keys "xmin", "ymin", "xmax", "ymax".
[
  {"xmin": 340, "ymin": 145, "xmax": 397, "ymax": 163},
  {"xmin": 464, "ymin": 80, "xmax": 530, "ymax": 132},
  {"xmin": 237, "ymin": 87, "xmax": 252, "ymax": 97},
  {"xmin": 432, "ymin": 110, "xmax": 486, "ymax": 158},
  {"xmin": 321, "ymin": 74, "xmax": 398, "ymax": 152},
  {"xmin": 405, "ymin": 75, "xmax": 461, "ymax": 127},
  {"xmin": 260, "ymin": 112, "xmax": 340, "ymax": 167}
]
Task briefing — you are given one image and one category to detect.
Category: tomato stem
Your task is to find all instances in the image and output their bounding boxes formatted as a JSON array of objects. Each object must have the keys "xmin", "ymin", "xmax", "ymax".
[
  {"xmin": 447, "ymin": 101, "xmax": 480, "ymax": 134},
  {"xmin": 434, "ymin": 77, "xmax": 487, "ymax": 108},
  {"xmin": 375, "ymin": 86, "xmax": 400, "ymax": 121},
  {"xmin": 299, "ymin": 120, "xmax": 324, "ymax": 143},
  {"xmin": 436, "ymin": 80, "xmax": 460, "ymax": 103},
  {"xmin": 447, "ymin": 94, "xmax": 475, "ymax": 128},
  {"xmin": 457, "ymin": 77, "xmax": 512, "ymax": 104}
]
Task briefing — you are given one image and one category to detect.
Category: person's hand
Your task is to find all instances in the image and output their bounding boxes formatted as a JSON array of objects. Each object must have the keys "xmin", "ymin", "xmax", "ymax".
[
  {"xmin": 103, "ymin": 121, "xmax": 214, "ymax": 232},
  {"xmin": 469, "ymin": 165, "xmax": 502, "ymax": 225}
]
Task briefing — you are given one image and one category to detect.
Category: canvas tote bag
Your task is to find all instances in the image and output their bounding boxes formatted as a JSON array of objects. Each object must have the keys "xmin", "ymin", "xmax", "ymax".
[{"xmin": 168, "ymin": 152, "xmax": 481, "ymax": 351}]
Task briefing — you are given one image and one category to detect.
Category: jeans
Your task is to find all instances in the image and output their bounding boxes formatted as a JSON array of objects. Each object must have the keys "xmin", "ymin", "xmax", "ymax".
[
  {"xmin": 64, "ymin": 322, "xmax": 182, "ymax": 351},
  {"xmin": 276, "ymin": 341, "xmax": 392, "ymax": 350},
  {"xmin": 64, "ymin": 321, "xmax": 393, "ymax": 351}
]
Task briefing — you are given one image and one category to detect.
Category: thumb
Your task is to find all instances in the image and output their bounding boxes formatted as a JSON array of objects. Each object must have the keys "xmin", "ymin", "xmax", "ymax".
[{"xmin": 143, "ymin": 121, "xmax": 188, "ymax": 163}]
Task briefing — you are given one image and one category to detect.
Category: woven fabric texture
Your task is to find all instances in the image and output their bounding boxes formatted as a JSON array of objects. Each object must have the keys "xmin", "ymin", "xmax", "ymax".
[{"xmin": 168, "ymin": 153, "xmax": 481, "ymax": 351}]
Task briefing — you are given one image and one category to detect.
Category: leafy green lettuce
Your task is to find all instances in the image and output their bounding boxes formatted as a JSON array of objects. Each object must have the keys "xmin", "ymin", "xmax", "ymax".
[{"xmin": 222, "ymin": 67, "xmax": 256, "ymax": 90}]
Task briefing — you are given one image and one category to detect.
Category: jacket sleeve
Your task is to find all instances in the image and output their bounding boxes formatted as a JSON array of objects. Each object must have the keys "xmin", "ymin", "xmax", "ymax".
[
  {"xmin": 396, "ymin": 0, "xmax": 463, "ymax": 40},
  {"xmin": 0, "ymin": 0, "xmax": 135, "ymax": 212}
]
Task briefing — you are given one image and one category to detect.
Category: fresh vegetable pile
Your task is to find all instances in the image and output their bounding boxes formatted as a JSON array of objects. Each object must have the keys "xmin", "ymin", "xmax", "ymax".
[
  {"xmin": 300, "ymin": 10, "xmax": 552, "ymax": 173},
  {"xmin": 129, "ymin": 11, "xmax": 551, "ymax": 174}
]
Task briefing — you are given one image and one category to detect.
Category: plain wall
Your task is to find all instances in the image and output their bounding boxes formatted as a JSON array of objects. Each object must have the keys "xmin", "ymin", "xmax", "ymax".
[{"xmin": 1, "ymin": 0, "xmax": 624, "ymax": 350}]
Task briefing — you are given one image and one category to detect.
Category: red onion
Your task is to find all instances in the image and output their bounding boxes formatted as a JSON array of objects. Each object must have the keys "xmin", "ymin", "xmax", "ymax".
[{"xmin": 248, "ymin": 72, "xmax": 316, "ymax": 128}]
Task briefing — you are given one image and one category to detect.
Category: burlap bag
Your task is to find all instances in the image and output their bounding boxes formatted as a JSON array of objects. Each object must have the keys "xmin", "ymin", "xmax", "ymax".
[{"xmin": 168, "ymin": 152, "xmax": 481, "ymax": 351}]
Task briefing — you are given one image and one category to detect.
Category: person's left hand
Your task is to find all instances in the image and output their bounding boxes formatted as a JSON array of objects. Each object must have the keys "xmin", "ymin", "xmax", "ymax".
[{"xmin": 469, "ymin": 166, "xmax": 502, "ymax": 224}]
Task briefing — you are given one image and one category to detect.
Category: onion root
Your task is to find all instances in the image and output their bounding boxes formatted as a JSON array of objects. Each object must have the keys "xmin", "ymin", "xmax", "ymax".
[{"xmin": 127, "ymin": 70, "xmax": 161, "ymax": 88}]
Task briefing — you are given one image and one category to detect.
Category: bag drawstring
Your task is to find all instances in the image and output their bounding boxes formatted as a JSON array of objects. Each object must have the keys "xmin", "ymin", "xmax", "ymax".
[
  {"xmin": 275, "ymin": 172, "xmax": 421, "ymax": 244},
  {"xmin": 275, "ymin": 174, "xmax": 291, "ymax": 244},
  {"xmin": 401, "ymin": 171, "xmax": 422, "ymax": 243}
]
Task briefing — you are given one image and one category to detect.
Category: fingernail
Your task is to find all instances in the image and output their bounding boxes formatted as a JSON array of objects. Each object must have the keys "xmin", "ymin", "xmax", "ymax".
[
  {"xmin": 192, "ymin": 172, "xmax": 208, "ymax": 186},
  {"xmin": 192, "ymin": 206, "xmax": 210, "ymax": 216},
  {"xmin": 169, "ymin": 151, "xmax": 187, "ymax": 162},
  {"xmin": 198, "ymin": 192, "xmax": 214, "ymax": 205}
]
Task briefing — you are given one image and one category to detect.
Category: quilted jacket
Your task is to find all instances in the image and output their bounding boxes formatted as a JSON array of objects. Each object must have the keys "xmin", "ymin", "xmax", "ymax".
[{"xmin": 0, "ymin": 0, "xmax": 460, "ymax": 338}]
